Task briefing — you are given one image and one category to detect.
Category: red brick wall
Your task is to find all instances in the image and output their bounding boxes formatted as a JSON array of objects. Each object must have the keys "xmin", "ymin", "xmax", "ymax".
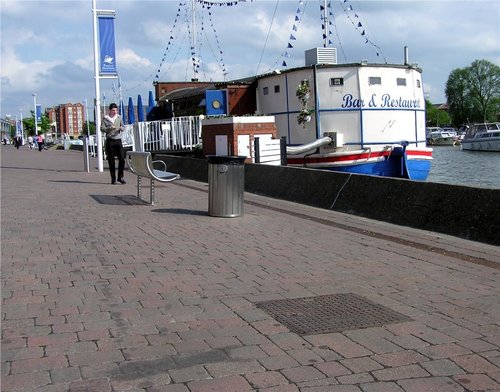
[{"xmin": 202, "ymin": 121, "xmax": 277, "ymax": 161}]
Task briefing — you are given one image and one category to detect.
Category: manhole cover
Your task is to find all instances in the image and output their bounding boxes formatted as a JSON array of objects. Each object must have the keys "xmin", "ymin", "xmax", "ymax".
[{"xmin": 255, "ymin": 293, "xmax": 412, "ymax": 335}]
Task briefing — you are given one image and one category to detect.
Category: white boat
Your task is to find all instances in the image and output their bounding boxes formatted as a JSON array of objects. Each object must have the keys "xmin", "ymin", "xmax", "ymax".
[
  {"xmin": 153, "ymin": 3, "xmax": 433, "ymax": 180},
  {"xmin": 461, "ymin": 123, "xmax": 500, "ymax": 152},
  {"xmin": 426, "ymin": 127, "xmax": 457, "ymax": 146},
  {"xmin": 254, "ymin": 47, "xmax": 432, "ymax": 180}
]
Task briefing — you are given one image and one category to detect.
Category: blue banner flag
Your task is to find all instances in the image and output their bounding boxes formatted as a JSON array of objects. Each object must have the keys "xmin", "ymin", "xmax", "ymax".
[
  {"xmin": 36, "ymin": 104, "xmax": 42, "ymax": 122},
  {"xmin": 98, "ymin": 15, "xmax": 117, "ymax": 75}
]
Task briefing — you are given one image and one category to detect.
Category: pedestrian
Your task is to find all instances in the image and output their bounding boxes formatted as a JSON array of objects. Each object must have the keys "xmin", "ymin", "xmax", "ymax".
[
  {"xmin": 28, "ymin": 135, "xmax": 33, "ymax": 150},
  {"xmin": 37, "ymin": 134, "xmax": 45, "ymax": 151},
  {"xmin": 14, "ymin": 136, "xmax": 21, "ymax": 149},
  {"xmin": 101, "ymin": 103, "xmax": 126, "ymax": 185}
]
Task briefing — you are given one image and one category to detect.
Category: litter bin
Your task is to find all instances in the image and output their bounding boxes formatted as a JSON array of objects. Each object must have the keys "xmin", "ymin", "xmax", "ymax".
[{"xmin": 207, "ymin": 155, "xmax": 246, "ymax": 217}]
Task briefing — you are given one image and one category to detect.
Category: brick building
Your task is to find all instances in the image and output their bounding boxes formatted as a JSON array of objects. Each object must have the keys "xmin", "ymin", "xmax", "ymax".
[{"xmin": 47, "ymin": 103, "xmax": 85, "ymax": 138}]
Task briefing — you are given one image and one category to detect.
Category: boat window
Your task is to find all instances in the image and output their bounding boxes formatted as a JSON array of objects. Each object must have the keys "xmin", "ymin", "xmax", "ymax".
[
  {"xmin": 274, "ymin": 85, "xmax": 280, "ymax": 93},
  {"xmin": 329, "ymin": 78, "xmax": 344, "ymax": 86},
  {"xmin": 369, "ymin": 77, "xmax": 382, "ymax": 85},
  {"xmin": 397, "ymin": 78, "xmax": 407, "ymax": 86},
  {"xmin": 263, "ymin": 87, "xmax": 269, "ymax": 95}
]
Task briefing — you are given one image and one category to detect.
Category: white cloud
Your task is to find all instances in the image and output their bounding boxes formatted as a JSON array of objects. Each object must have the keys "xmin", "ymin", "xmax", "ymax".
[{"xmin": 118, "ymin": 48, "xmax": 153, "ymax": 68}]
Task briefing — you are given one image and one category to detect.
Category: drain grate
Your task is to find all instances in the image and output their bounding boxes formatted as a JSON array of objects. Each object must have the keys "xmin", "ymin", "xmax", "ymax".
[{"xmin": 255, "ymin": 293, "xmax": 412, "ymax": 335}]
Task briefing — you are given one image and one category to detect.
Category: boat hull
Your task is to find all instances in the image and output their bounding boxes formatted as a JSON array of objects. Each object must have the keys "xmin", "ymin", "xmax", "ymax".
[
  {"xmin": 461, "ymin": 138, "xmax": 500, "ymax": 152},
  {"xmin": 426, "ymin": 137, "xmax": 455, "ymax": 146},
  {"xmin": 287, "ymin": 147, "xmax": 432, "ymax": 180}
]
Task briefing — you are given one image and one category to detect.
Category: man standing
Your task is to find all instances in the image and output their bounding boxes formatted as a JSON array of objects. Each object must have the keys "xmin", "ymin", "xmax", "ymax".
[{"xmin": 101, "ymin": 103, "xmax": 126, "ymax": 185}]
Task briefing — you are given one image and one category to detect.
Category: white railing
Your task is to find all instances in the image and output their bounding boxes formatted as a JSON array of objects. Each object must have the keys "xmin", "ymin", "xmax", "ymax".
[
  {"xmin": 134, "ymin": 116, "xmax": 201, "ymax": 153},
  {"xmin": 89, "ymin": 116, "xmax": 201, "ymax": 157}
]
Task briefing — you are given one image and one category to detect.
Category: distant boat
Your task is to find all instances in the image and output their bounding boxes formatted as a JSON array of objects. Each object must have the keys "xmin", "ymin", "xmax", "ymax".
[
  {"xmin": 461, "ymin": 123, "xmax": 500, "ymax": 152},
  {"xmin": 426, "ymin": 127, "xmax": 456, "ymax": 146}
]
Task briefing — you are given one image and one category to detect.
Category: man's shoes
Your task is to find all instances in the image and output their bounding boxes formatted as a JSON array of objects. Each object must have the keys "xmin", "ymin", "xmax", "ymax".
[
  {"xmin": 111, "ymin": 180, "xmax": 116, "ymax": 185},
  {"xmin": 117, "ymin": 179, "xmax": 126, "ymax": 184}
]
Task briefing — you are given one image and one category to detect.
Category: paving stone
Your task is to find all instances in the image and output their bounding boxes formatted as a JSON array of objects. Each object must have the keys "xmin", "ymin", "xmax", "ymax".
[
  {"xmin": 281, "ymin": 365, "xmax": 326, "ymax": 383},
  {"xmin": 398, "ymin": 376, "xmax": 465, "ymax": 392},
  {"xmin": 205, "ymin": 359, "xmax": 264, "ymax": 377},
  {"xmin": 421, "ymin": 358, "xmax": 466, "ymax": 376},
  {"xmin": 452, "ymin": 353, "xmax": 499, "ymax": 373},
  {"xmin": 244, "ymin": 370, "xmax": 290, "ymax": 388},
  {"xmin": 187, "ymin": 375, "xmax": 254, "ymax": 391},
  {"xmin": 371, "ymin": 350, "xmax": 428, "ymax": 367},
  {"xmin": 359, "ymin": 381, "xmax": 404, "ymax": 392},
  {"xmin": 371, "ymin": 364, "xmax": 430, "ymax": 381},
  {"xmin": 69, "ymin": 378, "xmax": 112, "ymax": 392},
  {"xmin": 2, "ymin": 148, "xmax": 500, "ymax": 392}
]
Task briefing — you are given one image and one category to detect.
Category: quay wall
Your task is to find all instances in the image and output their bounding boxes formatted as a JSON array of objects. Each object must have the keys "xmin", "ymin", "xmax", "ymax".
[{"xmin": 156, "ymin": 155, "xmax": 500, "ymax": 246}]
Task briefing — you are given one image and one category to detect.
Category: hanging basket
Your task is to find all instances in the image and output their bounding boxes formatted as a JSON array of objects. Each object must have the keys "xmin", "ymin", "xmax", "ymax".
[{"xmin": 296, "ymin": 81, "xmax": 311, "ymax": 105}]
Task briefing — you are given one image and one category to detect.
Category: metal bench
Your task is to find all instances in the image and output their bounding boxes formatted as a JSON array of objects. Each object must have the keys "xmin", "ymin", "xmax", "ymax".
[{"xmin": 126, "ymin": 151, "xmax": 180, "ymax": 205}]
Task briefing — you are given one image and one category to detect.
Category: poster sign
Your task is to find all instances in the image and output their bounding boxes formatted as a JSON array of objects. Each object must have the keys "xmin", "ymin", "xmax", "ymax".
[
  {"xmin": 36, "ymin": 104, "xmax": 42, "ymax": 122},
  {"xmin": 98, "ymin": 15, "xmax": 117, "ymax": 75}
]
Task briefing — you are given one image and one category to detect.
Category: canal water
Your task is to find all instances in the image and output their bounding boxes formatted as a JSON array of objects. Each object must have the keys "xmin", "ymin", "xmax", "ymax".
[{"xmin": 426, "ymin": 146, "xmax": 500, "ymax": 189}]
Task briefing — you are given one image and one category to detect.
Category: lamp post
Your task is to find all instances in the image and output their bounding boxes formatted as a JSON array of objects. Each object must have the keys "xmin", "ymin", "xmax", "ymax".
[
  {"xmin": 32, "ymin": 93, "xmax": 38, "ymax": 135},
  {"xmin": 20, "ymin": 111, "xmax": 25, "ymax": 141},
  {"xmin": 84, "ymin": 98, "xmax": 90, "ymax": 137}
]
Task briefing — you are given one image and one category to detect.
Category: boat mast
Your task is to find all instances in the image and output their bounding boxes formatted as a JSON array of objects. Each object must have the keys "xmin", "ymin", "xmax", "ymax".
[
  {"xmin": 322, "ymin": 0, "xmax": 329, "ymax": 47},
  {"xmin": 190, "ymin": 0, "xmax": 198, "ymax": 81}
]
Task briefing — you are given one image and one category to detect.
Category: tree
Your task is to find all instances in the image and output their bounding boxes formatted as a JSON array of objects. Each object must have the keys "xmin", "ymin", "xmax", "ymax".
[
  {"xmin": 22, "ymin": 111, "xmax": 51, "ymax": 135},
  {"xmin": 468, "ymin": 60, "xmax": 500, "ymax": 122},
  {"xmin": 425, "ymin": 100, "xmax": 451, "ymax": 127},
  {"xmin": 445, "ymin": 68, "xmax": 473, "ymax": 126},
  {"xmin": 82, "ymin": 121, "xmax": 96, "ymax": 136},
  {"xmin": 445, "ymin": 60, "xmax": 500, "ymax": 125}
]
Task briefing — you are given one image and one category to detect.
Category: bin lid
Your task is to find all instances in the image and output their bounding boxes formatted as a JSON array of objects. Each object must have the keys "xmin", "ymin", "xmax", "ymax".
[{"xmin": 207, "ymin": 155, "xmax": 246, "ymax": 165}]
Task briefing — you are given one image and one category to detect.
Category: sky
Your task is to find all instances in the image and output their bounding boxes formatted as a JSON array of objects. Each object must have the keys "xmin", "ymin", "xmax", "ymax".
[{"xmin": 1, "ymin": 0, "xmax": 499, "ymax": 120}]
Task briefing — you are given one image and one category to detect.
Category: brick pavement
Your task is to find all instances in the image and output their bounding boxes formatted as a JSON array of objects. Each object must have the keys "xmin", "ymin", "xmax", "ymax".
[{"xmin": 1, "ymin": 145, "xmax": 499, "ymax": 392}]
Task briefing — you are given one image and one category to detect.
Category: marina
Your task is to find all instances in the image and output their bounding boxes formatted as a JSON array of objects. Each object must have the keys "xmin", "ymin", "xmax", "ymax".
[{"xmin": 427, "ymin": 145, "xmax": 500, "ymax": 188}]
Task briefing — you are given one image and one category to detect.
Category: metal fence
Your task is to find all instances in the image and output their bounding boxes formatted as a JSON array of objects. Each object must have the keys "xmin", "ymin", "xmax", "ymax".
[
  {"xmin": 89, "ymin": 116, "xmax": 201, "ymax": 157},
  {"xmin": 134, "ymin": 116, "xmax": 201, "ymax": 153}
]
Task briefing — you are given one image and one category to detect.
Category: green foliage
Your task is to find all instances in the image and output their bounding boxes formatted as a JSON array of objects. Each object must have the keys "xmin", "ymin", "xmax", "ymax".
[
  {"xmin": 445, "ymin": 59, "xmax": 500, "ymax": 124},
  {"xmin": 425, "ymin": 100, "xmax": 451, "ymax": 127},
  {"xmin": 82, "ymin": 121, "xmax": 96, "ymax": 136},
  {"xmin": 22, "ymin": 111, "xmax": 52, "ymax": 135}
]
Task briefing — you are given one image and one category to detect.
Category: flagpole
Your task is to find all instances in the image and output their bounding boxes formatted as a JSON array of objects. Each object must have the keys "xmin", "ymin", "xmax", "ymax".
[
  {"xmin": 92, "ymin": 0, "xmax": 103, "ymax": 172},
  {"xmin": 119, "ymin": 77, "xmax": 124, "ymax": 118}
]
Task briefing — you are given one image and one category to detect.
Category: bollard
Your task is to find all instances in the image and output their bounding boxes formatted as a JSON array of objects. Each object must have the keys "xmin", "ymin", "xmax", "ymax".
[{"xmin": 83, "ymin": 137, "xmax": 90, "ymax": 172}]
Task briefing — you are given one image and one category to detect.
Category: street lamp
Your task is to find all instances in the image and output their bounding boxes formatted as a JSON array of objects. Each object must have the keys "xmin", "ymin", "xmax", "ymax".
[
  {"xmin": 84, "ymin": 98, "xmax": 90, "ymax": 137},
  {"xmin": 32, "ymin": 93, "xmax": 38, "ymax": 135},
  {"xmin": 19, "ymin": 111, "xmax": 25, "ymax": 141}
]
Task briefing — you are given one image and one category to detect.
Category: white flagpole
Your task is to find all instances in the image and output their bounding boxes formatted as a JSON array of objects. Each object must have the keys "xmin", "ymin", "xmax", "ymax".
[{"xmin": 92, "ymin": 0, "xmax": 103, "ymax": 172}]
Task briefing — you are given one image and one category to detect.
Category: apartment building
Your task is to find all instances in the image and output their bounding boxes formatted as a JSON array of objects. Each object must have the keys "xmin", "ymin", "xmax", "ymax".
[{"xmin": 47, "ymin": 103, "xmax": 85, "ymax": 138}]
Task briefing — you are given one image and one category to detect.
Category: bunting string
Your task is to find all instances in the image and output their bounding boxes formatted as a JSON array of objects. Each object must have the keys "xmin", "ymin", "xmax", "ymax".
[
  {"xmin": 337, "ymin": 0, "xmax": 387, "ymax": 63},
  {"xmin": 268, "ymin": 0, "xmax": 309, "ymax": 72},
  {"xmin": 200, "ymin": 2, "xmax": 229, "ymax": 79},
  {"xmin": 154, "ymin": 1, "xmax": 186, "ymax": 82},
  {"xmin": 195, "ymin": 0, "xmax": 253, "ymax": 6}
]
